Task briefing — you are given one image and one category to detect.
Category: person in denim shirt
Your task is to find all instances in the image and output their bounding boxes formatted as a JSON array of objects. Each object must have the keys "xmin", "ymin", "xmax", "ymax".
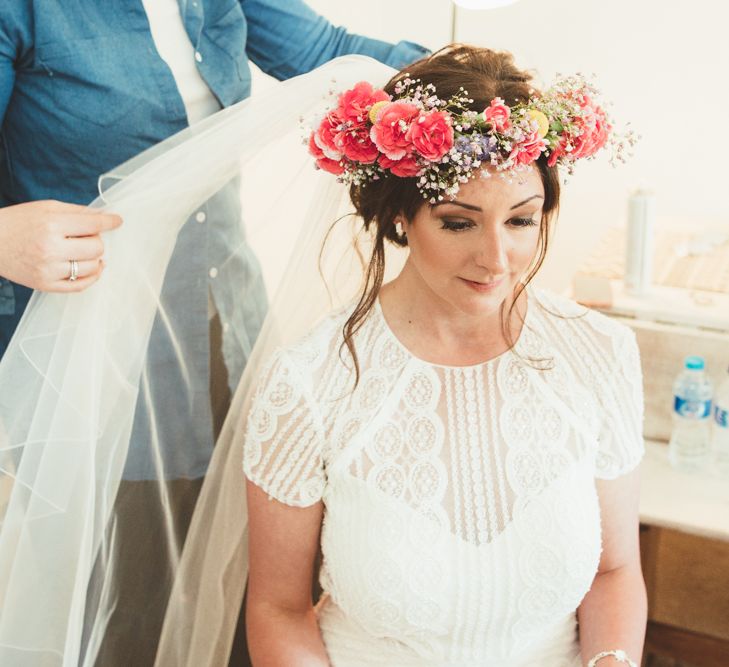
[{"xmin": 0, "ymin": 2, "xmax": 427, "ymax": 664}]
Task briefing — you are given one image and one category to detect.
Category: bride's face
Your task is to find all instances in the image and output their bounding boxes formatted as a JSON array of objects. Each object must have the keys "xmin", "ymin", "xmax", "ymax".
[{"xmin": 400, "ymin": 166, "xmax": 545, "ymax": 317}]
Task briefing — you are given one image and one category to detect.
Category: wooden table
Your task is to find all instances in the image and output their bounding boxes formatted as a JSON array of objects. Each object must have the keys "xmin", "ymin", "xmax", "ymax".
[{"xmin": 638, "ymin": 441, "xmax": 729, "ymax": 667}]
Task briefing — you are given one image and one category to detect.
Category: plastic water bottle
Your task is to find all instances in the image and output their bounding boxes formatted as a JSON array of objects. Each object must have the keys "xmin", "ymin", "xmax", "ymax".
[
  {"xmin": 711, "ymin": 366, "xmax": 729, "ymax": 477},
  {"xmin": 668, "ymin": 355, "xmax": 713, "ymax": 473}
]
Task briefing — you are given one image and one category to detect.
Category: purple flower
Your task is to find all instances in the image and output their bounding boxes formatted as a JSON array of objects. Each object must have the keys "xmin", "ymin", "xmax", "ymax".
[{"xmin": 478, "ymin": 135, "xmax": 496, "ymax": 158}]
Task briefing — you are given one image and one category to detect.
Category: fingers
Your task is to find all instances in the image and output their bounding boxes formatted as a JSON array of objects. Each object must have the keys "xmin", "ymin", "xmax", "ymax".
[
  {"xmin": 63, "ymin": 235, "xmax": 105, "ymax": 261},
  {"xmin": 47, "ymin": 260, "xmax": 105, "ymax": 293},
  {"xmin": 54, "ymin": 258, "xmax": 104, "ymax": 282},
  {"xmin": 52, "ymin": 269, "xmax": 104, "ymax": 293},
  {"xmin": 62, "ymin": 212, "xmax": 123, "ymax": 237},
  {"xmin": 37, "ymin": 200, "xmax": 122, "ymax": 237}
]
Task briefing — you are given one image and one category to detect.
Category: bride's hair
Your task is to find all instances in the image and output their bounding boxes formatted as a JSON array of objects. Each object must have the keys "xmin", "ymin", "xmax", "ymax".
[{"xmin": 342, "ymin": 44, "xmax": 561, "ymax": 384}]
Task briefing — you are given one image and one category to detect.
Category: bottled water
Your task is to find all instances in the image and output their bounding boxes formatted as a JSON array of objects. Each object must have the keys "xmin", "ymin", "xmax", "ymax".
[
  {"xmin": 711, "ymin": 366, "xmax": 729, "ymax": 477},
  {"xmin": 668, "ymin": 355, "xmax": 713, "ymax": 473}
]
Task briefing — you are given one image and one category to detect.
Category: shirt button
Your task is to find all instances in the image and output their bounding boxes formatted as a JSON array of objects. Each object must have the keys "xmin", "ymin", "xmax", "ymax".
[
  {"xmin": 209, "ymin": 267, "xmax": 218, "ymax": 278},
  {"xmin": 223, "ymin": 322, "xmax": 230, "ymax": 333},
  {"xmin": 195, "ymin": 51, "xmax": 203, "ymax": 63},
  {"xmin": 195, "ymin": 211, "xmax": 206, "ymax": 223}
]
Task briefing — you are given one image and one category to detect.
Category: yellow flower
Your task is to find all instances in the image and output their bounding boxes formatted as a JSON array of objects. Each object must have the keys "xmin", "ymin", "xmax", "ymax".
[
  {"xmin": 369, "ymin": 101, "xmax": 390, "ymax": 124},
  {"xmin": 528, "ymin": 109, "xmax": 550, "ymax": 138}
]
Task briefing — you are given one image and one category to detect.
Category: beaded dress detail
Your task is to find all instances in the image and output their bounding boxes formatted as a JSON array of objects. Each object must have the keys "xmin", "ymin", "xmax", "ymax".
[{"xmin": 243, "ymin": 288, "xmax": 644, "ymax": 667}]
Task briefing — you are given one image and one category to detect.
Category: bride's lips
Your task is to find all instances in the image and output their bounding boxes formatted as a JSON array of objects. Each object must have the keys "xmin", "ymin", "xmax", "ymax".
[{"xmin": 459, "ymin": 276, "xmax": 505, "ymax": 292}]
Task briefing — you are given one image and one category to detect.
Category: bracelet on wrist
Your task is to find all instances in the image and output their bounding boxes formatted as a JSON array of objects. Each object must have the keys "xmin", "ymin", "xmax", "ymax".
[{"xmin": 587, "ymin": 649, "xmax": 638, "ymax": 667}]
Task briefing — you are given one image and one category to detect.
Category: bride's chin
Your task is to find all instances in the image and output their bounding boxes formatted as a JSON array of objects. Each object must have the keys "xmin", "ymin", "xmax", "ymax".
[{"xmin": 452, "ymin": 293, "xmax": 506, "ymax": 318}]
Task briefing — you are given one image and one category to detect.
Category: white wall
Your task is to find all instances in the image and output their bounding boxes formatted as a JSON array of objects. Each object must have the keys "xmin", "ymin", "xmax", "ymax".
[
  {"xmin": 261, "ymin": 0, "xmax": 729, "ymax": 291},
  {"xmin": 452, "ymin": 0, "xmax": 729, "ymax": 289}
]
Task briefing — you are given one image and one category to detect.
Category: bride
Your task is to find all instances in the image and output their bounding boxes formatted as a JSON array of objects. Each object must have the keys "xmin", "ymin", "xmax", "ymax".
[
  {"xmin": 0, "ymin": 45, "xmax": 644, "ymax": 667},
  {"xmin": 243, "ymin": 46, "xmax": 646, "ymax": 666}
]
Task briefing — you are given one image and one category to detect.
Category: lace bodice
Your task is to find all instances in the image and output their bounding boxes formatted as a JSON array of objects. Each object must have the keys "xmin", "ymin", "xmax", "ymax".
[{"xmin": 243, "ymin": 288, "xmax": 644, "ymax": 666}]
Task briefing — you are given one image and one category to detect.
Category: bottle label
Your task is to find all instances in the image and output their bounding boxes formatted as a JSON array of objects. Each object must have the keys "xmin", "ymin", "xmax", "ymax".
[
  {"xmin": 674, "ymin": 397, "xmax": 711, "ymax": 419},
  {"xmin": 715, "ymin": 405, "xmax": 729, "ymax": 428}
]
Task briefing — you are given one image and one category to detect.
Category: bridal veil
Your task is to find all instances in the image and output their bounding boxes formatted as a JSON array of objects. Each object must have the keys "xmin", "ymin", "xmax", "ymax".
[{"xmin": 0, "ymin": 56, "xmax": 400, "ymax": 666}]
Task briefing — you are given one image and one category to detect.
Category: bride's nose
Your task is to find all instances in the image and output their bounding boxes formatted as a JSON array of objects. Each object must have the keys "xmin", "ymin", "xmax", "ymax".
[{"xmin": 473, "ymin": 226, "xmax": 508, "ymax": 275}]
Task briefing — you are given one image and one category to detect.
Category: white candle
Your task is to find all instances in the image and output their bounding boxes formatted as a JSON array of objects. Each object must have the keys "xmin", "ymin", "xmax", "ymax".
[{"xmin": 624, "ymin": 189, "xmax": 655, "ymax": 295}]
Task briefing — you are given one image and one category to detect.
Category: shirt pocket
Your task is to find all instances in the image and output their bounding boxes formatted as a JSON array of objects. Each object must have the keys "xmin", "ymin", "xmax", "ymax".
[{"xmin": 35, "ymin": 37, "xmax": 142, "ymax": 128}]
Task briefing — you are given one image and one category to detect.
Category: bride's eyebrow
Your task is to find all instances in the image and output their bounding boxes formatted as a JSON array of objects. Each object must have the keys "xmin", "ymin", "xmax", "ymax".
[
  {"xmin": 432, "ymin": 194, "xmax": 544, "ymax": 212},
  {"xmin": 510, "ymin": 194, "xmax": 544, "ymax": 209},
  {"xmin": 431, "ymin": 200, "xmax": 482, "ymax": 212}
]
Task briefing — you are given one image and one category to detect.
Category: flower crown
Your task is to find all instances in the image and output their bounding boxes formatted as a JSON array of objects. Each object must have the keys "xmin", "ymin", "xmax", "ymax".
[{"xmin": 308, "ymin": 74, "xmax": 634, "ymax": 203}]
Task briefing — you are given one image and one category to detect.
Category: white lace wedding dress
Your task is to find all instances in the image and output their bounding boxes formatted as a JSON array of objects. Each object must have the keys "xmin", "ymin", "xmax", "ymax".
[{"xmin": 243, "ymin": 287, "xmax": 644, "ymax": 667}]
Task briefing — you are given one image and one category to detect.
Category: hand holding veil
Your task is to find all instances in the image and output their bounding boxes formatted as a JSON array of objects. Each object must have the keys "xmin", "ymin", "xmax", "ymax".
[{"xmin": 0, "ymin": 56, "xmax": 397, "ymax": 667}]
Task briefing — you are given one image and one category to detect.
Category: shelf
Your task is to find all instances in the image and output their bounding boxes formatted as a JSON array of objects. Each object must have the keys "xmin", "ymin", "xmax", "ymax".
[{"xmin": 640, "ymin": 440, "xmax": 729, "ymax": 542}]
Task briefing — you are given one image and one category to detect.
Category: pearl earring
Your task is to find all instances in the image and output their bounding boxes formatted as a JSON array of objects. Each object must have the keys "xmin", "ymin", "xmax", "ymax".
[{"xmin": 395, "ymin": 221, "xmax": 405, "ymax": 239}]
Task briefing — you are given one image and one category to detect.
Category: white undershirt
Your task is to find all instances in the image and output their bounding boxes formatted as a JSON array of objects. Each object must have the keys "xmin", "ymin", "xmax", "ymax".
[
  {"xmin": 142, "ymin": 0, "xmax": 223, "ymax": 321},
  {"xmin": 142, "ymin": 0, "xmax": 221, "ymax": 124}
]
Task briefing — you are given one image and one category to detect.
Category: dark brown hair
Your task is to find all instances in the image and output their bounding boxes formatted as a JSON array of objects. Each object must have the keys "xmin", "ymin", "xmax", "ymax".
[{"xmin": 342, "ymin": 44, "xmax": 561, "ymax": 383}]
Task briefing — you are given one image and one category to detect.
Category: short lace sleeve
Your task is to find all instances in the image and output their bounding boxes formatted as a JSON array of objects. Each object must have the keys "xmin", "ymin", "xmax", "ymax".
[
  {"xmin": 595, "ymin": 327, "xmax": 645, "ymax": 479},
  {"xmin": 242, "ymin": 349, "xmax": 326, "ymax": 507}
]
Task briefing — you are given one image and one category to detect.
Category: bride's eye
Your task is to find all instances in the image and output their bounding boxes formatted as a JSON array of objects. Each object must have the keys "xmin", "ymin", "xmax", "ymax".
[
  {"xmin": 508, "ymin": 216, "xmax": 537, "ymax": 228},
  {"xmin": 441, "ymin": 219, "xmax": 475, "ymax": 232}
]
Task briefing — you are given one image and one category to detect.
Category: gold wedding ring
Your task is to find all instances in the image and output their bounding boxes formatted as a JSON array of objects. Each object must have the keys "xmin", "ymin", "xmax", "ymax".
[{"xmin": 68, "ymin": 259, "xmax": 79, "ymax": 282}]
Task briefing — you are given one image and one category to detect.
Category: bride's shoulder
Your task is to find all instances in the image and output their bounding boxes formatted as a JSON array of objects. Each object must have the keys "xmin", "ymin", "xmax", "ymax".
[
  {"xmin": 529, "ymin": 286, "xmax": 589, "ymax": 319},
  {"xmin": 269, "ymin": 304, "xmax": 353, "ymax": 377},
  {"xmin": 530, "ymin": 286, "xmax": 636, "ymax": 346}
]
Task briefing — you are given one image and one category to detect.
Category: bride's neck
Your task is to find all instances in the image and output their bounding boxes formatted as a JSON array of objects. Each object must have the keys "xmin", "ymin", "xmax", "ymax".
[{"xmin": 377, "ymin": 264, "xmax": 524, "ymax": 365}]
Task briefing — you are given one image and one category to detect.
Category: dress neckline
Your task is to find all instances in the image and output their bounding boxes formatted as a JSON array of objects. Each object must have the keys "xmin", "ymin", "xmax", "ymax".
[{"xmin": 372, "ymin": 287, "xmax": 534, "ymax": 372}]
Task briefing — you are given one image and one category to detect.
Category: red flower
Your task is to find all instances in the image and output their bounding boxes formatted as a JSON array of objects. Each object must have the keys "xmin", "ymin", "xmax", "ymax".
[
  {"xmin": 313, "ymin": 110, "xmax": 346, "ymax": 161},
  {"xmin": 379, "ymin": 154, "xmax": 422, "ymax": 178},
  {"xmin": 339, "ymin": 124, "xmax": 379, "ymax": 163},
  {"xmin": 314, "ymin": 109, "xmax": 345, "ymax": 160},
  {"xmin": 338, "ymin": 81, "xmax": 390, "ymax": 124},
  {"xmin": 406, "ymin": 110, "xmax": 454, "ymax": 161},
  {"xmin": 370, "ymin": 101, "xmax": 420, "ymax": 160},
  {"xmin": 308, "ymin": 133, "xmax": 344, "ymax": 175}
]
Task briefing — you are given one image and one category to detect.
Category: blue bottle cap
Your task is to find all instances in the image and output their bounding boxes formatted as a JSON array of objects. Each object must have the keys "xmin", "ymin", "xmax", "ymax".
[{"xmin": 685, "ymin": 355, "xmax": 705, "ymax": 371}]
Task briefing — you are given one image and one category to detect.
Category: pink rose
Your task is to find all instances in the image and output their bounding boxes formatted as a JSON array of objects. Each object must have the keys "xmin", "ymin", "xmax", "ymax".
[
  {"xmin": 572, "ymin": 104, "xmax": 609, "ymax": 159},
  {"xmin": 308, "ymin": 133, "xmax": 344, "ymax": 174},
  {"xmin": 370, "ymin": 101, "xmax": 420, "ymax": 160},
  {"xmin": 339, "ymin": 124, "xmax": 379, "ymax": 163},
  {"xmin": 547, "ymin": 139, "xmax": 565, "ymax": 167},
  {"xmin": 509, "ymin": 128, "xmax": 545, "ymax": 166},
  {"xmin": 547, "ymin": 101, "xmax": 610, "ymax": 166},
  {"xmin": 482, "ymin": 97, "xmax": 511, "ymax": 132},
  {"xmin": 406, "ymin": 110, "xmax": 454, "ymax": 161},
  {"xmin": 551, "ymin": 91, "xmax": 610, "ymax": 162},
  {"xmin": 591, "ymin": 110, "xmax": 610, "ymax": 152},
  {"xmin": 379, "ymin": 154, "xmax": 422, "ymax": 178},
  {"xmin": 313, "ymin": 111, "xmax": 344, "ymax": 161},
  {"xmin": 338, "ymin": 81, "xmax": 390, "ymax": 123},
  {"xmin": 576, "ymin": 92, "xmax": 594, "ymax": 109}
]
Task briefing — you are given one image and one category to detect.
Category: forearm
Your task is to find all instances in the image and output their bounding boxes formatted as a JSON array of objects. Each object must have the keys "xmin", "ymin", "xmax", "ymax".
[
  {"xmin": 242, "ymin": 0, "xmax": 427, "ymax": 79},
  {"xmin": 247, "ymin": 600, "xmax": 330, "ymax": 667},
  {"xmin": 577, "ymin": 563, "xmax": 647, "ymax": 666}
]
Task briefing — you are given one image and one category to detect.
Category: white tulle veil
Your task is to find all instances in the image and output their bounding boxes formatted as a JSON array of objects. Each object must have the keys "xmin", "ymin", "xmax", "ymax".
[{"xmin": 0, "ymin": 55, "xmax": 401, "ymax": 666}]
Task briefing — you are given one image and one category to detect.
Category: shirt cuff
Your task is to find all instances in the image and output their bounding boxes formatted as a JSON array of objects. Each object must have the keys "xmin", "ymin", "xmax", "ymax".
[{"xmin": 387, "ymin": 40, "xmax": 431, "ymax": 69}]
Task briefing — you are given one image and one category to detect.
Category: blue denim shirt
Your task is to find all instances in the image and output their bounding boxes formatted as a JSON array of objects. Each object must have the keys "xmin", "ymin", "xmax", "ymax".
[{"xmin": 0, "ymin": 0, "xmax": 427, "ymax": 478}]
